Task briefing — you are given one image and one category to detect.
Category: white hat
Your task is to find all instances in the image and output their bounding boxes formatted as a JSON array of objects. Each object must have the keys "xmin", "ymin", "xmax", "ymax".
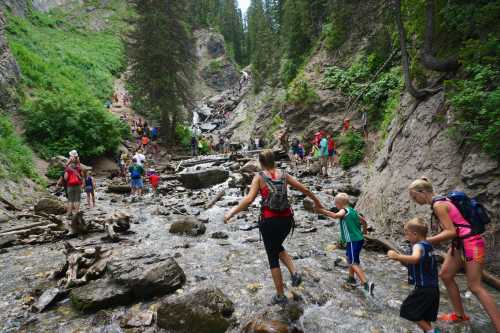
[{"xmin": 69, "ymin": 150, "xmax": 78, "ymax": 157}]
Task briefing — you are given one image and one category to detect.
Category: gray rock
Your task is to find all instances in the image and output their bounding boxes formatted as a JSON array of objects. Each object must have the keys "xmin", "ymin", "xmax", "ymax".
[
  {"xmin": 157, "ymin": 288, "xmax": 234, "ymax": 333},
  {"xmin": 70, "ymin": 279, "xmax": 131, "ymax": 313},
  {"xmin": 211, "ymin": 231, "xmax": 229, "ymax": 239},
  {"xmin": 178, "ymin": 168, "xmax": 229, "ymax": 189},
  {"xmin": 169, "ymin": 215, "xmax": 207, "ymax": 236},
  {"xmin": 240, "ymin": 160, "xmax": 261, "ymax": 174},
  {"xmin": 106, "ymin": 184, "xmax": 131, "ymax": 194},
  {"xmin": 34, "ymin": 198, "xmax": 66, "ymax": 215},
  {"xmin": 107, "ymin": 254, "xmax": 186, "ymax": 299},
  {"xmin": 32, "ymin": 287, "xmax": 62, "ymax": 312}
]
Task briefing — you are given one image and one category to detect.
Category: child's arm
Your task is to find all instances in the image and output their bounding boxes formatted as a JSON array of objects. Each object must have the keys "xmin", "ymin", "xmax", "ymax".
[
  {"xmin": 316, "ymin": 208, "xmax": 346, "ymax": 220},
  {"xmin": 387, "ymin": 245, "xmax": 422, "ymax": 265}
]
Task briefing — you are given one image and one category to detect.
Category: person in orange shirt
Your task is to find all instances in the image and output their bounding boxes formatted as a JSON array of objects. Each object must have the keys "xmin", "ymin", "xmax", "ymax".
[{"xmin": 141, "ymin": 135, "xmax": 150, "ymax": 152}]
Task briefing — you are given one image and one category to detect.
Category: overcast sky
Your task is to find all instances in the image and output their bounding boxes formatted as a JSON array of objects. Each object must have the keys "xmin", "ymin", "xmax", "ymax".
[{"xmin": 238, "ymin": 0, "xmax": 251, "ymax": 14}]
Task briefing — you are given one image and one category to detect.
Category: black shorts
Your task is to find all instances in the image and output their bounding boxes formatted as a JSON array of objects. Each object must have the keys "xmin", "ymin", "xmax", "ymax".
[{"xmin": 400, "ymin": 287, "xmax": 440, "ymax": 322}]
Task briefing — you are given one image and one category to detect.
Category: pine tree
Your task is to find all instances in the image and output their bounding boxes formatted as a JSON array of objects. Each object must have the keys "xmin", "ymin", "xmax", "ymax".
[{"xmin": 127, "ymin": 0, "xmax": 195, "ymax": 143}]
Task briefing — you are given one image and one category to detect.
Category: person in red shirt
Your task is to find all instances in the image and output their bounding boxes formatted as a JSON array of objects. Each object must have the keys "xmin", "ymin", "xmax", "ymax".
[
  {"xmin": 327, "ymin": 134, "xmax": 336, "ymax": 167},
  {"xmin": 148, "ymin": 169, "xmax": 160, "ymax": 195},
  {"xmin": 342, "ymin": 117, "xmax": 350, "ymax": 133},
  {"xmin": 224, "ymin": 149, "xmax": 324, "ymax": 305}
]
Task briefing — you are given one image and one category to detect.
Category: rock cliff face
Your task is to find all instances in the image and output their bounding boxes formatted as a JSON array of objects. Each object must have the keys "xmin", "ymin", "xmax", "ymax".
[
  {"xmin": 356, "ymin": 92, "xmax": 500, "ymax": 274},
  {"xmin": 0, "ymin": 9, "xmax": 21, "ymax": 113},
  {"xmin": 32, "ymin": 0, "xmax": 83, "ymax": 12}
]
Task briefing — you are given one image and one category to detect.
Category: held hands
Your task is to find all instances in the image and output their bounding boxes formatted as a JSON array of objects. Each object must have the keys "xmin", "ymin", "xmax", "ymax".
[
  {"xmin": 223, "ymin": 211, "xmax": 233, "ymax": 224},
  {"xmin": 387, "ymin": 250, "xmax": 399, "ymax": 260}
]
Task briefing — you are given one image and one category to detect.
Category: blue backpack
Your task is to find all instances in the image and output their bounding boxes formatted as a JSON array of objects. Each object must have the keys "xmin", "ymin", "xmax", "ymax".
[
  {"xmin": 130, "ymin": 167, "xmax": 142, "ymax": 179},
  {"xmin": 432, "ymin": 191, "xmax": 490, "ymax": 238}
]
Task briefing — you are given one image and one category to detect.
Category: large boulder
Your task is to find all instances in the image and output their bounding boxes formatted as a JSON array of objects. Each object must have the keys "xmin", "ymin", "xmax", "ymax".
[
  {"xmin": 34, "ymin": 198, "xmax": 66, "ymax": 215},
  {"xmin": 178, "ymin": 168, "xmax": 229, "ymax": 189},
  {"xmin": 49, "ymin": 156, "xmax": 92, "ymax": 171},
  {"xmin": 240, "ymin": 160, "xmax": 261, "ymax": 174},
  {"xmin": 70, "ymin": 279, "xmax": 131, "ymax": 313},
  {"xmin": 241, "ymin": 303, "xmax": 304, "ymax": 333},
  {"xmin": 70, "ymin": 253, "xmax": 185, "ymax": 313},
  {"xmin": 106, "ymin": 184, "xmax": 131, "ymax": 194},
  {"xmin": 157, "ymin": 288, "xmax": 234, "ymax": 333},
  {"xmin": 169, "ymin": 215, "xmax": 206, "ymax": 236},
  {"xmin": 107, "ymin": 254, "xmax": 186, "ymax": 299}
]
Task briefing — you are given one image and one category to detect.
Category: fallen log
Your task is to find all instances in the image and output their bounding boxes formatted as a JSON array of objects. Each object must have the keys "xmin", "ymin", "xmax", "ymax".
[
  {"xmin": 0, "ymin": 221, "xmax": 51, "ymax": 235},
  {"xmin": 0, "ymin": 223, "xmax": 59, "ymax": 237},
  {"xmin": 205, "ymin": 190, "xmax": 225, "ymax": 209}
]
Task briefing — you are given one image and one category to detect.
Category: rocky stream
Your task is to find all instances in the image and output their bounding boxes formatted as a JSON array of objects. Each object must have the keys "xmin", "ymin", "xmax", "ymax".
[{"xmin": 0, "ymin": 155, "xmax": 499, "ymax": 333}]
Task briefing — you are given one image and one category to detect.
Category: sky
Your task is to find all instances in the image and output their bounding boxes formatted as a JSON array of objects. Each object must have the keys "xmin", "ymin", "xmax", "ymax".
[{"xmin": 237, "ymin": 0, "xmax": 251, "ymax": 14}]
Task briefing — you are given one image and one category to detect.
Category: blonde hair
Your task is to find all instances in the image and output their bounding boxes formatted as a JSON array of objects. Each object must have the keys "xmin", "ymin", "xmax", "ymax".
[
  {"xmin": 409, "ymin": 177, "xmax": 434, "ymax": 193},
  {"xmin": 404, "ymin": 217, "xmax": 428, "ymax": 237},
  {"xmin": 259, "ymin": 149, "xmax": 275, "ymax": 169},
  {"xmin": 335, "ymin": 192, "xmax": 350, "ymax": 204}
]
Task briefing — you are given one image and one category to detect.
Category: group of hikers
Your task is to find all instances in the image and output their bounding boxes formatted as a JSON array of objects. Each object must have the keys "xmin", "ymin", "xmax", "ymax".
[
  {"xmin": 224, "ymin": 149, "xmax": 500, "ymax": 333},
  {"xmin": 288, "ymin": 130, "xmax": 338, "ymax": 176}
]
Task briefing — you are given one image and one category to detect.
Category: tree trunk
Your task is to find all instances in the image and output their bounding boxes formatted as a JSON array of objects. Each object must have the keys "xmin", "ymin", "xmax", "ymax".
[
  {"xmin": 394, "ymin": 0, "xmax": 427, "ymax": 99},
  {"xmin": 420, "ymin": 0, "xmax": 460, "ymax": 72}
]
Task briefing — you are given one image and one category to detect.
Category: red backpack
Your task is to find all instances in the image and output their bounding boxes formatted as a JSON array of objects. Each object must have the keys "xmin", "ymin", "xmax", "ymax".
[{"xmin": 66, "ymin": 167, "xmax": 81, "ymax": 186}]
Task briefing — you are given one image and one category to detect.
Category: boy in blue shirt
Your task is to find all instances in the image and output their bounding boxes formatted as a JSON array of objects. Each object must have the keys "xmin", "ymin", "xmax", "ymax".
[{"xmin": 388, "ymin": 218, "xmax": 441, "ymax": 333}]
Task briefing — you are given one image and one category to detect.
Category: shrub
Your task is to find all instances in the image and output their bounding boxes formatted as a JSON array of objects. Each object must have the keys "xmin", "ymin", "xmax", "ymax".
[
  {"xmin": 339, "ymin": 131, "xmax": 365, "ymax": 170},
  {"xmin": 175, "ymin": 124, "xmax": 192, "ymax": 148},
  {"xmin": 0, "ymin": 115, "xmax": 42, "ymax": 183},
  {"xmin": 285, "ymin": 75, "xmax": 319, "ymax": 106},
  {"xmin": 46, "ymin": 164, "xmax": 64, "ymax": 180}
]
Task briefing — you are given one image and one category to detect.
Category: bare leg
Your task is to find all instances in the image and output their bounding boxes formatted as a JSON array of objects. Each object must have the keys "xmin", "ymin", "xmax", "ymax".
[
  {"xmin": 348, "ymin": 266, "xmax": 355, "ymax": 279},
  {"xmin": 86, "ymin": 192, "xmax": 91, "ymax": 207},
  {"xmin": 278, "ymin": 251, "xmax": 296, "ymax": 275},
  {"xmin": 350, "ymin": 264, "xmax": 367, "ymax": 284},
  {"xmin": 439, "ymin": 248, "xmax": 465, "ymax": 317},
  {"xmin": 91, "ymin": 192, "xmax": 95, "ymax": 207},
  {"xmin": 270, "ymin": 268, "xmax": 285, "ymax": 295},
  {"xmin": 416, "ymin": 320, "xmax": 432, "ymax": 331},
  {"xmin": 465, "ymin": 261, "xmax": 500, "ymax": 331}
]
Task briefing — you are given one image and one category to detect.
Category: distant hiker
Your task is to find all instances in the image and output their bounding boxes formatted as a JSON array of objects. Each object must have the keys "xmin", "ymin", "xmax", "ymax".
[
  {"xmin": 342, "ymin": 117, "xmax": 350, "ymax": 133},
  {"xmin": 56, "ymin": 171, "xmax": 67, "ymax": 199},
  {"xmin": 223, "ymin": 137, "xmax": 231, "ymax": 154},
  {"xmin": 361, "ymin": 111, "xmax": 368, "ymax": 138},
  {"xmin": 64, "ymin": 155, "xmax": 83, "ymax": 218},
  {"xmin": 133, "ymin": 150, "xmax": 146, "ymax": 167},
  {"xmin": 120, "ymin": 151, "xmax": 130, "ymax": 178},
  {"xmin": 408, "ymin": 177, "xmax": 500, "ymax": 330},
  {"xmin": 129, "ymin": 158, "xmax": 144, "ymax": 196},
  {"xmin": 105, "ymin": 100, "xmax": 112, "ymax": 109},
  {"xmin": 254, "ymin": 137, "xmax": 260, "ymax": 150},
  {"xmin": 312, "ymin": 131, "xmax": 322, "ymax": 146},
  {"xmin": 141, "ymin": 135, "xmax": 150, "ymax": 152},
  {"xmin": 327, "ymin": 134, "xmax": 336, "ymax": 167},
  {"xmin": 316, "ymin": 193, "xmax": 374, "ymax": 296},
  {"xmin": 319, "ymin": 134, "xmax": 329, "ymax": 177},
  {"xmin": 136, "ymin": 125, "xmax": 144, "ymax": 146},
  {"xmin": 387, "ymin": 218, "xmax": 441, "ymax": 333},
  {"xmin": 148, "ymin": 169, "xmax": 160, "ymax": 195},
  {"xmin": 191, "ymin": 135, "xmax": 198, "ymax": 157},
  {"xmin": 289, "ymin": 138, "xmax": 300, "ymax": 165},
  {"xmin": 143, "ymin": 121, "xmax": 150, "ymax": 138},
  {"xmin": 224, "ymin": 149, "xmax": 324, "ymax": 305},
  {"xmin": 150, "ymin": 126, "xmax": 160, "ymax": 158},
  {"xmin": 84, "ymin": 170, "xmax": 96, "ymax": 208}
]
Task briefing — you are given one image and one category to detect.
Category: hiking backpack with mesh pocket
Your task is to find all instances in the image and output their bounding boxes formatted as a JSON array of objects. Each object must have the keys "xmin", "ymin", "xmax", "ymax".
[
  {"xmin": 260, "ymin": 171, "xmax": 290, "ymax": 211},
  {"xmin": 432, "ymin": 191, "xmax": 490, "ymax": 238}
]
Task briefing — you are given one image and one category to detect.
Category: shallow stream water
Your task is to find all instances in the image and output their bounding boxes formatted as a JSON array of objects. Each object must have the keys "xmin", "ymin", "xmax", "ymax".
[{"xmin": 0, "ymin": 174, "xmax": 498, "ymax": 333}]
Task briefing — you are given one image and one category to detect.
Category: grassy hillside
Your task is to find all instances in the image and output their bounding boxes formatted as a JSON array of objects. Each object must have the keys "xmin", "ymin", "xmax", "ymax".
[{"xmin": 5, "ymin": 0, "xmax": 132, "ymax": 160}]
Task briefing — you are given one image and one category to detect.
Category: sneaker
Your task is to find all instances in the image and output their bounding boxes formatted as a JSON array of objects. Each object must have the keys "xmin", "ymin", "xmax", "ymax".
[
  {"xmin": 364, "ymin": 281, "xmax": 375, "ymax": 296},
  {"xmin": 271, "ymin": 294, "xmax": 288, "ymax": 305},
  {"xmin": 345, "ymin": 276, "xmax": 357, "ymax": 286},
  {"xmin": 291, "ymin": 272, "xmax": 302, "ymax": 287},
  {"xmin": 438, "ymin": 312, "xmax": 470, "ymax": 322}
]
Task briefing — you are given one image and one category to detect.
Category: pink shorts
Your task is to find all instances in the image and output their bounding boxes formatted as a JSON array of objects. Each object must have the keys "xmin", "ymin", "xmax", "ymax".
[{"xmin": 461, "ymin": 235, "xmax": 485, "ymax": 264}]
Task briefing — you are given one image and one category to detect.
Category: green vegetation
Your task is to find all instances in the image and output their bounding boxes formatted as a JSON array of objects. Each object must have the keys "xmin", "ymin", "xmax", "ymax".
[
  {"xmin": 323, "ymin": 55, "xmax": 402, "ymax": 126},
  {"xmin": 6, "ymin": 1, "xmax": 130, "ymax": 159},
  {"xmin": 175, "ymin": 124, "xmax": 193, "ymax": 149},
  {"xmin": 0, "ymin": 115, "xmax": 42, "ymax": 183},
  {"xmin": 339, "ymin": 131, "xmax": 365, "ymax": 170},
  {"xmin": 208, "ymin": 59, "xmax": 224, "ymax": 74},
  {"xmin": 46, "ymin": 164, "xmax": 64, "ymax": 180},
  {"xmin": 285, "ymin": 75, "xmax": 319, "ymax": 106}
]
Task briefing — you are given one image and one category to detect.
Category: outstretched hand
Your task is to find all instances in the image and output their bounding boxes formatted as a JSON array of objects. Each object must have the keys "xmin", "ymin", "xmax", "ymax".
[
  {"xmin": 223, "ymin": 212, "xmax": 232, "ymax": 224},
  {"xmin": 387, "ymin": 250, "xmax": 399, "ymax": 260}
]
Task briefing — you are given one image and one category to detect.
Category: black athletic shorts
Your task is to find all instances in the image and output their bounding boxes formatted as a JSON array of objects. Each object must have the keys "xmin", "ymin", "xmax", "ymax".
[{"xmin": 400, "ymin": 287, "xmax": 440, "ymax": 322}]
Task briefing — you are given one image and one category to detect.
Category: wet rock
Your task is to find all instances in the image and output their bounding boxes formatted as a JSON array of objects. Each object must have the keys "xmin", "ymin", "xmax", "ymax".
[
  {"xmin": 107, "ymin": 254, "xmax": 186, "ymax": 300},
  {"xmin": 211, "ymin": 231, "xmax": 229, "ymax": 239},
  {"xmin": 34, "ymin": 198, "xmax": 66, "ymax": 215},
  {"xmin": 107, "ymin": 184, "xmax": 131, "ymax": 194},
  {"xmin": 157, "ymin": 287, "xmax": 234, "ymax": 333},
  {"xmin": 240, "ymin": 160, "xmax": 261, "ymax": 174},
  {"xmin": 303, "ymin": 198, "xmax": 314, "ymax": 212},
  {"xmin": 242, "ymin": 304, "xmax": 304, "ymax": 333},
  {"xmin": 0, "ymin": 234, "xmax": 17, "ymax": 248},
  {"xmin": 0, "ymin": 210, "xmax": 12, "ymax": 223},
  {"xmin": 32, "ymin": 287, "xmax": 62, "ymax": 312},
  {"xmin": 169, "ymin": 215, "xmax": 207, "ymax": 236},
  {"xmin": 70, "ymin": 279, "xmax": 131, "ymax": 313},
  {"xmin": 178, "ymin": 168, "xmax": 229, "ymax": 189},
  {"xmin": 120, "ymin": 310, "xmax": 154, "ymax": 328},
  {"xmin": 49, "ymin": 155, "xmax": 92, "ymax": 171}
]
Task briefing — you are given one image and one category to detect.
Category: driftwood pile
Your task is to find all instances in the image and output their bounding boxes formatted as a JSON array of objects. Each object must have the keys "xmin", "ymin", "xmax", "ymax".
[{"xmin": 52, "ymin": 241, "xmax": 112, "ymax": 289}]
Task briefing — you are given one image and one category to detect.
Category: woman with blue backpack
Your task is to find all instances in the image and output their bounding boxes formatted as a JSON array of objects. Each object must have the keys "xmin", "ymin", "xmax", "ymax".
[
  {"xmin": 224, "ymin": 149, "xmax": 324, "ymax": 305},
  {"xmin": 409, "ymin": 177, "xmax": 500, "ymax": 331}
]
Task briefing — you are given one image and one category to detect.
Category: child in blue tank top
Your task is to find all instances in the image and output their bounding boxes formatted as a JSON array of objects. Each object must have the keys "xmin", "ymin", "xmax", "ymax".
[{"xmin": 388, "ymin": 218, "xmax": 441, "ymax": 333}]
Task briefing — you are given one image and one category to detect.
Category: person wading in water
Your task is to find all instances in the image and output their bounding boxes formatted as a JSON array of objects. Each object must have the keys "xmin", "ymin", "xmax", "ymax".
[{"xmin": 224, "ymin": 149, "xmax": 323, "ymax": 305}]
